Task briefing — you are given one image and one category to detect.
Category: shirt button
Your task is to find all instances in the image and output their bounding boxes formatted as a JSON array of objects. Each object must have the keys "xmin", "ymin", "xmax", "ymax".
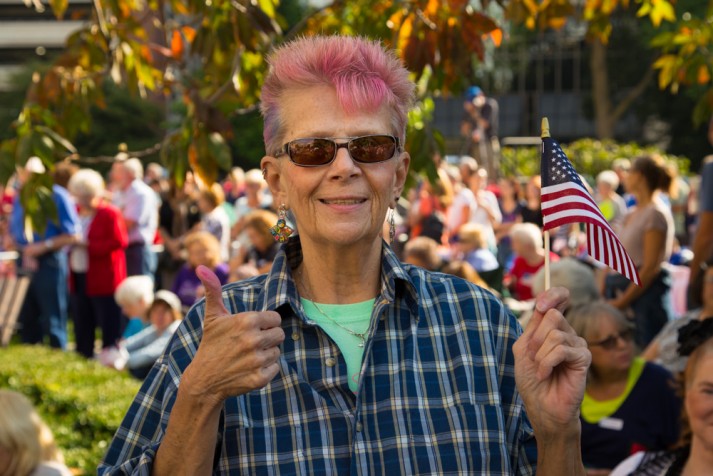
[
  {"xmin": 291, "ymin": 332, "xmax": 300, "ymax": 341},
  {"xmin": 325, "ymin": 357, "xmax": 336, "ymax": 367},
  {"xmin": 355, "ymin": 422, "xmax": 363, "ymax": 432}
]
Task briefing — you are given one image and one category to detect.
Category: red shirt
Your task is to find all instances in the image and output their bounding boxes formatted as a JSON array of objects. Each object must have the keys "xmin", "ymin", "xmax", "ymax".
[{"xmin": 507, "ymin": 252, "xmax": 559, "ymax": 300}]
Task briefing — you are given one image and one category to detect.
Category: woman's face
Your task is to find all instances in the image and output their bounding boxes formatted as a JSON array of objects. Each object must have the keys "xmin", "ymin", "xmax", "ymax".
[
  {"xmin": 149, "ymin": 302, "xmax": 173, "ymax": 331},
  {"xmin": 261, "ymin": 85, "xmax": 409, "ymax": 249},
  {"xmin": 245, "ymin": 225, "xmax": 269, "ymax": 251},
  {"xmin": 587, "ymin": 313, "xmax": 635, "ymax": 373},
  {"xmin": 187, "ymin": 242, "xmax": 211, "ymax": 268},
  {"xmin": 686, "ymin": 350, "xmax": 713, "ymax": 451}
]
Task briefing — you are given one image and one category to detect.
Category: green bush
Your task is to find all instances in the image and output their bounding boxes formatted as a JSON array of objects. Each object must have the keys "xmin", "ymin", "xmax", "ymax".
[
  {"xmin": 501, "ymin": 138, "xmax": 691, "ymax": 180},
  {"xmin": 0, "ymin": 345, "xmax": 141, "ymax": 475}
]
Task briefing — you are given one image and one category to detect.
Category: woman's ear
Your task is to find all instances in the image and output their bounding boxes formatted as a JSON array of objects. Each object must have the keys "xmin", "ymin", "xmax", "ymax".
[
  {"xmin": 260, "ymin": 156, "xmax": 287, "ymax": 204},
  {"xmin": 392, "ymin": 152, "xmax": 410, "ymax": 207}
]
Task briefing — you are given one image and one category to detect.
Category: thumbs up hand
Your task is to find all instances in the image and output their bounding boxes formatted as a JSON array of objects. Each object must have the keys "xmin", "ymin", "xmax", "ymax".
[{"xmin": 184, "ymin": 265, "xmax": 285, "ymax": 404}]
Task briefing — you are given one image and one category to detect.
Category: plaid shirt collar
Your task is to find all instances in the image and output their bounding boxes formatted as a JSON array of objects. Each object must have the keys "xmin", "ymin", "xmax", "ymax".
[{"xmin": 260, "ymin": 235, "xmax": 420, "ymax": 319}]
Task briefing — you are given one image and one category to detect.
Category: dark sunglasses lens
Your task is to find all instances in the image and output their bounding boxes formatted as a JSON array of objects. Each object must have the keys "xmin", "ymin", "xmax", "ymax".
[
  {"xmin": 349, "ymin": 135, "xmax": 396, "ymax": 163},
  {"xmin": 289, "ymin": 138, "xmax": 335, "ymax": 166}
]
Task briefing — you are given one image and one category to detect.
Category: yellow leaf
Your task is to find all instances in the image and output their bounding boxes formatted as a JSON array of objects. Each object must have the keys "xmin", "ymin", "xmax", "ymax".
[
  {"xmin": 698, "ymin": 65, "xmax": 711, "ymax": 85},
  {"xmin": 650, "ymin": 0, "xmax": 676, "ymax": 27}
]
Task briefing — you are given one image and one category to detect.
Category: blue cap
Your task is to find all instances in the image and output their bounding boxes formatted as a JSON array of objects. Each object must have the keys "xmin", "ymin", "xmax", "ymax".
[{"xmin": 466, "ymin": 86, "xmax": 482, "ymax": 100}]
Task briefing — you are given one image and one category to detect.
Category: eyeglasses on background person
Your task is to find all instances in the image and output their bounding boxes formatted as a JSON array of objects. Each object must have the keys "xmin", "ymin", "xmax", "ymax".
[
  {"xmin": 588, "ymin": 329, "xmax": 634, "ymax": 350},
  {"xmin": 274, "ymin": 134, "xmax": 400, "ymax": 167}
]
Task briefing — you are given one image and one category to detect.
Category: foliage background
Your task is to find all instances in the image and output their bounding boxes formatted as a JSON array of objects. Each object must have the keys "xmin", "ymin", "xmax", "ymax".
[{"xmin": 0, "ymin": 346, "xmax": 141, "ymax": 474}]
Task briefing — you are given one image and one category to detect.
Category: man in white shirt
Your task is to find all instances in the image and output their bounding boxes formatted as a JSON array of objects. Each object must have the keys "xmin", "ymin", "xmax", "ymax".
[{"xmin": 110, "ymin": 156, "xmax": 159, "ymax": 278}]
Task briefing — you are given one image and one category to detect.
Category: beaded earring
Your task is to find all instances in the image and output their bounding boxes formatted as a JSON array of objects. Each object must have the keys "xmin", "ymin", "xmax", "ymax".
[{"xmin": 270, "ymin": 204, "xmax": 293, "ymax": 243}]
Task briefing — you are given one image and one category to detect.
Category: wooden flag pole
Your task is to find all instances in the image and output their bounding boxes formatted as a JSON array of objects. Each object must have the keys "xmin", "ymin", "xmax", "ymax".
[{"xmin": 541, "ymin": 117, "xmax": 551, "ymax": 291}]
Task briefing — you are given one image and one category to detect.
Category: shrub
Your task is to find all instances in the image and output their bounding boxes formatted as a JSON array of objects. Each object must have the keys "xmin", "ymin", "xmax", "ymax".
[
  {"xmin": 501, "ymin": 138, "xmax": 691, "ymax": 180},
  {"xmin": 0, "ymin": 345, "xmax": 141, "ymax": 475}
]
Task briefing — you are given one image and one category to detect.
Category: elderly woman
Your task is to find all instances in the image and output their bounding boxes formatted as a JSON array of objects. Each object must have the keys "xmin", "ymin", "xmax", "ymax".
[
  {"xmin": 610, "ymin": 319, "xmax": 713, "ymax": 475},
  {"xmin": 229, "ymin": 209, "xmax": 280, "ymax": 278},
  {"xmin": 171, "ymin": 230, "xmax": 229, "ymax": 310},
  {"xmin": 606, "ymin": 154, "xmax": 675, "ymax": 348},
  {"xmin": 67, "ymin": 168, "xmax": 128, "ymax": 358},
  {"xmin": 567, "ymin": 301, "xmax": 680, "ymax": 473},
  {"xmin": 100, "ymin": 36, "xmax": 590, "ymax": 475}
]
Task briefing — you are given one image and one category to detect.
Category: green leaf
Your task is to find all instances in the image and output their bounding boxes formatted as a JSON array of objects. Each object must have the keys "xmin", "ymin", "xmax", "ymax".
[
  {"xmin": 32, "ymin": 133, "xmax": 55, "ymax": 163},
  {"xmin": 36, "ymin": 126, "xmax": 78, "ymax": 154},
  {"xmin": 48, "ymin": 0, "xmax": 68, "ymax": 19},
  {"xmin": 0, "ymin": 140, "xmax": 17, "ymax": 185},
  {"xmin": 207, "ymin": 132, "xmax": 232, "ymax": 171}
]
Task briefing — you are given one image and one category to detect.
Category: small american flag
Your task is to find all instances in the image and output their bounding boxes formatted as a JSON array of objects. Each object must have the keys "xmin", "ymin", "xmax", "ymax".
[{"xmin": 540, "ymin": 136, "xmax": 640, "ymax": 285}]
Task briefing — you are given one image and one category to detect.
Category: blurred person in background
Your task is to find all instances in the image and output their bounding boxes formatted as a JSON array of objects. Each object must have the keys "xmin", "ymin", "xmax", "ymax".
[
  {"xmin": 101, "ymin": 290, "xmax": 184, "ymax": 379},
  {"xmin": 196, "ymin": 183, "xmax": 231, "ymax": 262},
  {"xmin": 466, "ymin": 167, "xmax": 501, "ymax": 253},
  {"xmin": 0, "ymin": 390, "xmax": 72, "ymax": 476},
  {"xmin": 444, "ymin": 164, "xmax": 475, "ymax": 243},
  {"xmin": 610, "ymin": 319, "xmax": 713, "ymax": 475},
  {"xmin": 494, "ymin": 176, "xmax": 524, "ymax": 270},
  {"xmin": 402, "ymin": 236, "xmax": 444, "ymax": 271},
  {"xmin": 505, "ymin": 222, "xmax": 558, "ymax": 302},
  {"xmin": 456, "ymin": 222, "xmax": 501, "ymax": 292},
  {"xmin": 595, "ymin": 170, "xmax": 627, "ymax": 233},
  {"xmin": 568, "ymin": 301, "xmax": 680, "ymax": 475},
  {"xmin": 113, "ymin": 275, "xmax": 154, "ymax": 340},
  {"xmin": 171, "ymin": 231, "xmax": 228, "ymax": 310},
  {"xmin": 642, "ymin": 256, "xmax": 713, "ymax": 374},
  {"xmin": 606, "ymin": 154, "xmax": 675, "ymax": 348},
  {"xmin": 223, "ymin": 166, "xmax": 245, "ymax": 205},
  {"xmin": 229, "ymin": 209, "xmax": 280, "ymax": 281},
  {"xmin": 110, "ymin": 156, "xmax": 159, "ymax": 278},
  {"xmin": 10, "ymin": 157, "xmax": 79, "ymax": 349},
  {"xmin": 231, "ymin": 168, "xmax": 273, "ymax": 252},
  {"xmin": 521, "ymin": 175, "xmax": 543, "ymax": 228},
  {"xmin": 67, "ymin": 168, "xmax": 128, "ymax": 358}
]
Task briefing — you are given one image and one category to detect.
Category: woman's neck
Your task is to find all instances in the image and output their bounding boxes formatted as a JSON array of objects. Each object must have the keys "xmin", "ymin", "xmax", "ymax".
[
  {"xmin": 297, "ymin": 238, "xmax": 383, "ymax": 304},
  {"xmin": 683, "ymin": 437, "xmax": 713, "ymax": 476},
  {"xmin": 634, "ymin": 189, "xmax": 655, "ymax": 207},
  {"xmin": 588, "ymin": 366, "xmax": 630, "ymax": 389}
]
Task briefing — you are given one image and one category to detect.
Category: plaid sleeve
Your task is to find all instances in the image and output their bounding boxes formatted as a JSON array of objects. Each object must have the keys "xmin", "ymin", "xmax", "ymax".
[
  {"xmin": 487, "ymin": 294, "xmax": 537, "ymax": 475},
  {"xmin": 98, "ymin": 361, "xmax": 179, "ymax": 475}
]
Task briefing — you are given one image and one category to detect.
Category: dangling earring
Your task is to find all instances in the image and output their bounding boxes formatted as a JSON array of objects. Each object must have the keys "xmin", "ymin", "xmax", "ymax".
[
  {"xmin": 270, "ymin": 204, "xmax": 294, "ymax": 243},
  {"xmin": 388, "ymin": 208, "xmax": 396, "ymax": 244}
]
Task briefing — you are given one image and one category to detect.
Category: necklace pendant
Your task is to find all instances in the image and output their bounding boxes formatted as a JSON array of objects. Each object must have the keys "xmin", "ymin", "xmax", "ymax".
[{"xmin": 358, "ymin": 338, "xmax": 365, "ymax": 348}]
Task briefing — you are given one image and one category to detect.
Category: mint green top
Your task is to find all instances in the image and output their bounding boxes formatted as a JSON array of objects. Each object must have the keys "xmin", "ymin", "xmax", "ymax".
[
  {"xmin": 581, "ymin": 356, "xmax": 646, "ymax": 424},
  {"xmin": 301, "ymin": 298, "xmax": 375, "ymax": 393}
]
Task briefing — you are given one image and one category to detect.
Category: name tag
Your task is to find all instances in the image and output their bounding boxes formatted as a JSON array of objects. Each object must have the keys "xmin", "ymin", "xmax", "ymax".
[{"xmin": 598, "ymin": 417, "xmax": 624, "ymax": 431}]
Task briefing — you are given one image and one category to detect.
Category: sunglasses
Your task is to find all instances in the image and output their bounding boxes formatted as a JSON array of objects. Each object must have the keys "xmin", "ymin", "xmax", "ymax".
[
  {"xmin": 588, "ymin": 329, "xmax": 634, "ymax": 350},
  {"xmin": 274, "ymin": 134, "xmax": 400, "ymax": 167}
]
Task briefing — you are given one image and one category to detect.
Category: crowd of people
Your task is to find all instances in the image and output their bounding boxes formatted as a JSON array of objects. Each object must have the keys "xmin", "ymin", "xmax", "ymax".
[{"xmin": 0, "ymin": 34, "xmax": 712, "ymax": 474}]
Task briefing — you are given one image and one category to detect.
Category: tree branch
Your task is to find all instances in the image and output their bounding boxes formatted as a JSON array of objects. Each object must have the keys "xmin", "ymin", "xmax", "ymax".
[
  {"xmin": 66, "ymin": 142, "xmax": 163, "ymax": 164},
  {"xmin": 611, "ymin": 66, "xmax": 656, "ymax": 123}
]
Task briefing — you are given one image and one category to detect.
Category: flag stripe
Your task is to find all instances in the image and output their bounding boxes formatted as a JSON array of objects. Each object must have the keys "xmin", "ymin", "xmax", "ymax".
[{"xmin": 540, "ymin": 136, "xmax": 640, "ymax": 285}]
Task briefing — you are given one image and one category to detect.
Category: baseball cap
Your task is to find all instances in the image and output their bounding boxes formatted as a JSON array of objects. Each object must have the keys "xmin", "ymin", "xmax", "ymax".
[
  {"xmin": 466, "ymin": 86, "xmax": 482, "ymax": 101},
  {"xmin": 151, "ymin": 290, "xmax": 182, "ymax": 314}
]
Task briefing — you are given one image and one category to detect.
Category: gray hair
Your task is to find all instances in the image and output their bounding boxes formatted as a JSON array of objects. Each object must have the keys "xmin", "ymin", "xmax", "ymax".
[
  {"xmin": 531, "ymin": 258, "xmax": 600, "ymax": 313},
  {"xmin": 509, "ymin": 223, "xmax": 543, "ymax": 251},
  {"xmin": 114, "ymin": 276, "xmax": 154, "ymax": 308},
  {"xmin": 596, "ymin": 170, "xmax": 620, "ymax": 189},
  {"xmin": 122, "ymin": 158, "xmax": 144, "ymax": 180},
  {"xmin": 566, "ymin": 300, "xmax": 632, "ymax": 341},
  {"xmin": 67, "ymin": 168, "xmax": 105, "ymax": 201}
]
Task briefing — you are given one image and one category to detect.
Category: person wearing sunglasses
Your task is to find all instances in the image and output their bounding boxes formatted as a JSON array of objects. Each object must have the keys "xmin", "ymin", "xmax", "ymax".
[
  {"xmin": 567, "ymin": 301, "xmax": 681, "ymax": 474},
  {"xmin": 100, "ymin": 36, "xmax": 591, "ymax": 475}
]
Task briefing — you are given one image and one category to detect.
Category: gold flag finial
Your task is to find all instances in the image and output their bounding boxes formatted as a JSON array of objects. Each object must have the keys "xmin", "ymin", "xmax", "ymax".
[{"xmin": 541, "ymin": 117, "xmax": 550, "ymax": 139}]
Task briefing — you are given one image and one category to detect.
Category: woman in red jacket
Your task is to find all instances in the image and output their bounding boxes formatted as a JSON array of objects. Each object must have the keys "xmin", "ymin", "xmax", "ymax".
[{"xmin": 68, "ymin": 168, "xmax": 128, "ymax": 358}]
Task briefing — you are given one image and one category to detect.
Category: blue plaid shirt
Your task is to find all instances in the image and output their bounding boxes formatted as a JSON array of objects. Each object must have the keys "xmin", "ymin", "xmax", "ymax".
[{"xmin": 99, "ymin": 237, "xmax": 537, "ymax": 475}]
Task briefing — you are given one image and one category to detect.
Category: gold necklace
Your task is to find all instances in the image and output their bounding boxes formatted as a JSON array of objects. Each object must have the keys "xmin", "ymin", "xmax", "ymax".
[{"xmin": 298, "ymin": 267, "xmax": 369, "ymax": 348}]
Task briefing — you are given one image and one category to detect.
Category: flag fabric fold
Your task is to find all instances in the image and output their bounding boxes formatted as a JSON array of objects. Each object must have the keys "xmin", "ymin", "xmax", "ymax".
[{"xmin": 540, "ymin": 136, "xmax": 641, "ymax": 286}]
